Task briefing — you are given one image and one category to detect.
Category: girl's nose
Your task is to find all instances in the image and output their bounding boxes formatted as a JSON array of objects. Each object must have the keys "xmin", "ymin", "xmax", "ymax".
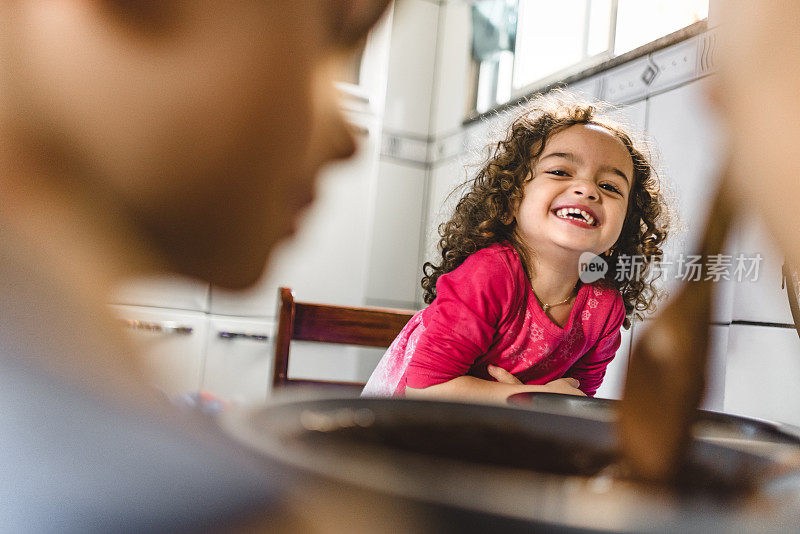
[{"xmin": 572, "ymin": 180, "xmax": 599, "ymax": 201}]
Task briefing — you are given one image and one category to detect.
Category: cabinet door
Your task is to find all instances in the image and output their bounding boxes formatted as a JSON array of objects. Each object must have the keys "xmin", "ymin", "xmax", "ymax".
[
  {"xmin": 202, "ymin": 317, "xmax": 274, "ymax": 406},
  {"xmin": 210, "ymin": 114, "xmax": 380, "ymax": 317},
  {"xmin": 111, "ymin": 305, "xmax": 207, "ymax": 396},
  {"xmin": 725, "ymin": 324, "xmax": 800, "ymax": 426}
]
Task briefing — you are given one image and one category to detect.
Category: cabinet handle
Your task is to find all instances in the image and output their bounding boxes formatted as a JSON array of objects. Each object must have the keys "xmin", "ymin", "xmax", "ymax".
[
  {"xmin": 218, "ymin": 331, "xmax": 270, "ymax": 342},
  {"xmin": 121, "ymin": 319, "xmax": 193, "ymax": 335}
]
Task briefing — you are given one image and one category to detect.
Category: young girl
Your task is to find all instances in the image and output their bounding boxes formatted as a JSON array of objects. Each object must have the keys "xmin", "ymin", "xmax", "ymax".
[{"xmin": 363, "ymin": 94, "xmax": 668, "ymax": 403}]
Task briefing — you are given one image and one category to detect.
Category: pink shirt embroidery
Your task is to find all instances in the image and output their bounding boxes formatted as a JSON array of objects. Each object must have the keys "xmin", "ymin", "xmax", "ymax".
[{"xmin": 362, "ymin": 242, "xmax": 626, "ymax": 397}]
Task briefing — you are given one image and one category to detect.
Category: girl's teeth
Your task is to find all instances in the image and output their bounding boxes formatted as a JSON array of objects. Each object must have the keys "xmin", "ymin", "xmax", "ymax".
[{"xmin": 554, "ymin": 208, "xmax": 596, "ymax": 226}]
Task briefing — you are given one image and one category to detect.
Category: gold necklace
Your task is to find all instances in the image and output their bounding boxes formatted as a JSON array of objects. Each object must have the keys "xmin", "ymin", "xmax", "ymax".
[{"xmin": 535, "ymin": 285, "xmax": 578, "ymax": 313}]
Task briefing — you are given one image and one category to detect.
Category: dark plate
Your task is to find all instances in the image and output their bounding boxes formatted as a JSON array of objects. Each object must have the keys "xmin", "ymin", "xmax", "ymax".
[
  {"xmin": 507, "ymin": 392, "xmax": 800, "ymax": 446},
  {"xmin": 222, "ymin": 393, "xmax": 800, "ymax": 533}
]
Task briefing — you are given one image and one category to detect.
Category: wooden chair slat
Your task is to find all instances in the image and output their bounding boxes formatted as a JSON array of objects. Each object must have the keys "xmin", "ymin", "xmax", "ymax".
[
  {"xmin": 271, "ymin": 287, "xmax": 417, "ymax": 389},
  {"xmin": 292, "ymin": 303, "xmax": 414, "ymax": 347}
]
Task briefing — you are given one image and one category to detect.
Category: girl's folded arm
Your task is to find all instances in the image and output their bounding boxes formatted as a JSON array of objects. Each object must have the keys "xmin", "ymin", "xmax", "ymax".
[
  {"xmin": 405, "ymin": 366, "xmax": 585, "ymax": 404},
  {"xmin": 405, "ymin": 376, "xmax": 547, "ymax": 404}
]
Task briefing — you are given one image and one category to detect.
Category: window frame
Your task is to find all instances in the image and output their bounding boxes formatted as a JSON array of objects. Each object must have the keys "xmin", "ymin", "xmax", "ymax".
[
  {"xmin": 468, "ymin": 0, "xmax": 708, "ymax": 119},
  {"xmin": 465, "ymin": 17, "xmax": 707, "ymax": 124}
]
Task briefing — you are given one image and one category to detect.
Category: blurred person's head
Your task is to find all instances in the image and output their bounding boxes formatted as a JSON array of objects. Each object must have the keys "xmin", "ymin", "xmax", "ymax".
[{"xmin": 0, "ymin": 0, "xmax": 390, "ymax": 288}]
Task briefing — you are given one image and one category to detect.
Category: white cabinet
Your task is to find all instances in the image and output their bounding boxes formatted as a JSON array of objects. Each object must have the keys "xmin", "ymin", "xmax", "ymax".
[
  {"xmin": 725, "ymin": 324, "xmax": 800, "ymax": 426},
  {"xmin": 202, "ymin": 317, "xmax": 274, "ymax": 406},
  {"xmin": 111, "ymin": 305, "xmax": 208, "ymax": 396}
]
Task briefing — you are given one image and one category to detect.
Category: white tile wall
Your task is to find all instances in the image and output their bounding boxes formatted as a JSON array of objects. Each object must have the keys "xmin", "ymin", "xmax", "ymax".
[
  {"xmin": 646, "ymin": 78, "xmax": 731, "ymax": 321},
  {"xmin": 430, "ymin": 0, "xmax": 471, "ymax": 137},
  {"xmin": 594, "ymin": 324, "xmax": 633, "ymax": 400},
  {"xmin": 646, "ymin": 79, "xmax": 724, "ymax": 258},
  {"xmin": 729, "ymin": 213, "xmax": 794, "ymax": 324},
  {"xmin": 629, "ymin": 319, "xmax": 729, "ymax": 411},
  {"xmin": 725, "ymin": 324, "xmax": 800, "ymax": 426},
  {"xmin": 351, "ymin": 5, "xmax": 393, "ymax": 116},
  {"xmin": 565, "ymin": 76, "xmax": 602, "ymax": 101},
  {"xmin": 366, "ymin": 159, "xmax": 428, "ymax": 307},
  {"xmin": 426, "ymin": 158, "xmax": 467, "ymax": 251},
  {"xmin": 613, "ymin": 99, "xmax": 647, "ymax": 131},
  {"xmin": 599, "ymin": 57, "xmax": 653, "ymax": 105},
  {"xmin": 382, "ymin": 0, "xmax": 440, "ymax": 137},
  {"xmin": 381, "ymin": 133, "xmax": 429, "ymax": 163},
  {"xmin": 463, "ymin": 117, "xmax": 495, "ymax": 156},
  {"xmin": 704, "ymin": 324, "xmax": 730, "ymax": 411},
  {"xmin": 649, "ymin": 36, "xmax": 700, "ymax": 93}
]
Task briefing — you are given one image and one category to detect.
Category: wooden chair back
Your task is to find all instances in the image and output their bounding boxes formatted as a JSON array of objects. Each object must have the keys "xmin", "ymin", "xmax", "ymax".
[{"xmin": 272, "ymin": 287, "xmax": 417, "ymax": 389}]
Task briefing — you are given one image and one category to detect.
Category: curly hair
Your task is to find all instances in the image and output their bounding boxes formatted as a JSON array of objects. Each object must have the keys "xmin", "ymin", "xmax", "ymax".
[{"xmin": 421, "ymin": 93, "xmax": 669, "ymax": 329}]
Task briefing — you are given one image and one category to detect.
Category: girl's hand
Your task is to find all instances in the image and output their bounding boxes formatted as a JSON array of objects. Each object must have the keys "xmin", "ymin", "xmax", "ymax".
[
  {"xmin": 488, "ymin": 365, "xmax": 586, "ymax": 397},
  {"xmin": 542, "ymin": 377, "xmax": 586, "ymax": 397},
  {"xmin": 487, "ymin": 364, "xmax": 524, "ymax": 385}
]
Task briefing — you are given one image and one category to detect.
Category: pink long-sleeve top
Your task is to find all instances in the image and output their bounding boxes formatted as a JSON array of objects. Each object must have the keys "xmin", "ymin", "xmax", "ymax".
[{"xmin": 362, "ymin": 242, "xmax": 626, "ymax": 397}]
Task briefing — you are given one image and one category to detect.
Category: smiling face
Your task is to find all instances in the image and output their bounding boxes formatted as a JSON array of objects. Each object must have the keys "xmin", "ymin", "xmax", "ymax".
[{"xmin": 515, "ymin": 123, "xmax": 634, "ymax": 260}]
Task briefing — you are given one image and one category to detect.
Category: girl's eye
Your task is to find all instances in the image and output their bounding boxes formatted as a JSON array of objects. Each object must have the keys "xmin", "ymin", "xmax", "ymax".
[
  {"xmin": 546, "ymin": 170, "xmax": 570, "ymax": 177},
  {"xmin": 599, "ymin": 183, "xmax": 621, "ymax": 193}
]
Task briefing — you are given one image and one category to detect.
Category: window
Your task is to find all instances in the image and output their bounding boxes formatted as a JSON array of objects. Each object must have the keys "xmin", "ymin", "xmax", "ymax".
[{"xmin": 471, "ymin": 0, "xmax": 709, "ymax": 114}]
